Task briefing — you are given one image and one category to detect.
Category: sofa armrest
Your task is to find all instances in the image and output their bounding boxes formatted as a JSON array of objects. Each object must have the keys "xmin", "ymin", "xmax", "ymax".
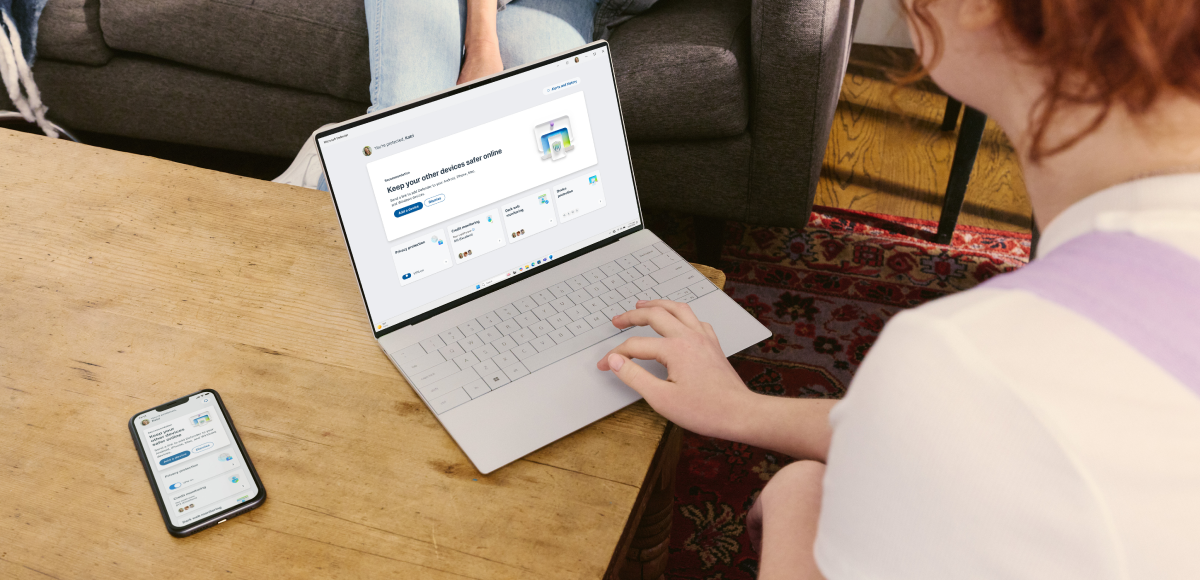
[{"xmin": 748, "ymin": 0, "xmax": 856, "ymax": 226}]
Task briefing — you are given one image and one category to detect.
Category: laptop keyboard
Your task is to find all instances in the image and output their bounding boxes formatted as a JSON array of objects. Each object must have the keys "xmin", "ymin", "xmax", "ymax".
[{"xmin": 392, "ymin": 242, "xmax": 719, "ymax": 415}]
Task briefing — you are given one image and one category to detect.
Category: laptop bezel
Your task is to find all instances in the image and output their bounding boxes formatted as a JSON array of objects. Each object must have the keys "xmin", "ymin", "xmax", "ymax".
[{"xmin": 315, "ymin": 40, "xmax": 645, "ymax": 339}]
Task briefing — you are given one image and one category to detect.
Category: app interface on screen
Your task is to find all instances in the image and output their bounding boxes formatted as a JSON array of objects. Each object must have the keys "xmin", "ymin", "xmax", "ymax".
[
  {"xmin": 135, "ymin": 393, "xmax": 258, "ymax": 527},
  {"xmin": 319, "ymin": 47, "xmax": 640, "ymax": 332}
]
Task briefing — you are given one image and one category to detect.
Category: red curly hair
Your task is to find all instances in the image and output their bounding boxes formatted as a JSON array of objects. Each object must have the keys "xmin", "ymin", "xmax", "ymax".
[{"xmin": 903, "ymin": 0, "xmax": 1200, "ymax": 161}]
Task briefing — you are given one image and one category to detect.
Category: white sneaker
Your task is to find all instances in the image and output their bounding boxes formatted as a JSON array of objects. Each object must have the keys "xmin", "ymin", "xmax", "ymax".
[{"xmin": 273, "ymin": 123, "xmax": 337, "ymax": 189}]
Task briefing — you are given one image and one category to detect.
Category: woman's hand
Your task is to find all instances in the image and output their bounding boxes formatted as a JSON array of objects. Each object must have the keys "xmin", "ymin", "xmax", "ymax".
[
  {"xmin": 598, "ymin": 299, "xmax": 838, "ymax": 462},
  {"xmin": 597, "ymin": 300, "xmax": 757, "ymax": 442}
]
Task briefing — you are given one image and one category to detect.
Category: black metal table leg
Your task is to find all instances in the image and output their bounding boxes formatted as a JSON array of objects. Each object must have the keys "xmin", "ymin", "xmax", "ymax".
[{"xmin": 935, "ymin": 106, "xmax": 987, "ymax": 245}]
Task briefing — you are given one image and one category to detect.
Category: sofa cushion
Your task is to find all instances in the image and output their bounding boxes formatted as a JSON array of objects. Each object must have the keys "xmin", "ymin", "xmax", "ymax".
[
  {"xmin": 38, "ymin": 0, "xmax": 113, "ymax": 66},
  {"xmin": 608, "ymin": 0, "xmax": 750, "ymax": 142},
  {"xmin": 99, "ymin": 0, "xmax": 371, "ymax": 103}
]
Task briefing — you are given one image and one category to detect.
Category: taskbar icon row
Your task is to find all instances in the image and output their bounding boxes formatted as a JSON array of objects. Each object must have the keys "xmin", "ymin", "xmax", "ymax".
[{"xmin": 475, "ymin": 254, "xmax": 554, "ymax": 290}]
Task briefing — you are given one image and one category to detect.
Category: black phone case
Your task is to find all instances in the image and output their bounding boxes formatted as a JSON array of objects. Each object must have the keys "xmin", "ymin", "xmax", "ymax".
[{"xmin": 128, "ymin": 389, "xmax": 267, "ymax": 537}]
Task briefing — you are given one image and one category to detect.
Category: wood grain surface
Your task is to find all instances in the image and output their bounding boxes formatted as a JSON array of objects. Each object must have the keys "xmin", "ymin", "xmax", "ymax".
[
  {"xmin": 0, "ymin": 129, "xmax": 716, "ymax": 579},
  {"xmin": 815, "ymin": 46, "xmax": 1033, "ymax": 233}
]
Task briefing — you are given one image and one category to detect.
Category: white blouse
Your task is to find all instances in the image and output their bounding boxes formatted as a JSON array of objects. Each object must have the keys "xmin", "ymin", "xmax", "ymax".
[{"xmin": 814, "ymin": 173, "xmax": 1200, "ymax": 579}]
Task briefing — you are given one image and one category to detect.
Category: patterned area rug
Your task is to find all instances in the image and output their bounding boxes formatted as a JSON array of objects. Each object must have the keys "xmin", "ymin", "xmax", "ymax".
[{"xmin": 643, "ymin": 206, "xmax": 1031, "ymax": 579}]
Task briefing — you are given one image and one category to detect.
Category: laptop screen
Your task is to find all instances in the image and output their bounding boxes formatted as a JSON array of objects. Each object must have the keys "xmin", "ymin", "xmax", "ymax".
[{"xmin": 316, "ymin": 43, "xmax": 642, "ymax": 337}]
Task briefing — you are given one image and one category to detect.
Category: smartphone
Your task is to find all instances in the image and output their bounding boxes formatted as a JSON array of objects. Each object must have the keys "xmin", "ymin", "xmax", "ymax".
[{"xmin": 129, "ymin": 389, "xmax": 266, "ymax": 537}]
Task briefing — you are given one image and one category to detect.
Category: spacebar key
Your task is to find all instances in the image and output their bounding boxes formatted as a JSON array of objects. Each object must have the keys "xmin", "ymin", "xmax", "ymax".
[{"xmin": 523, "ymin": 321, "xmax": 621, "ymax": 372}]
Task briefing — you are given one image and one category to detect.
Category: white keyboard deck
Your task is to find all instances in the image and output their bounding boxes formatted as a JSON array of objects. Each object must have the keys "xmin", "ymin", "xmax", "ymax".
[{"xmin": 392, "ymin": 242, "xmax": 717, "ymax": 415}]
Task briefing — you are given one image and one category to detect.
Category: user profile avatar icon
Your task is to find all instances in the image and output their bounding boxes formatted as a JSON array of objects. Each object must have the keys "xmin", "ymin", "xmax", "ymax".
[
  {"xmin": 141, "ymin": 419, "xmax": 149, "ymax": 426},
  {"xmin": 363, "ymin": 145, "xmax": 372, "ymax": 156}
]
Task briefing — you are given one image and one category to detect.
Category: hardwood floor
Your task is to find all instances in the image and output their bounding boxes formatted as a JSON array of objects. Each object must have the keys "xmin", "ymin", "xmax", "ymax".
[{"xmin": 815, "ymin": 45, "xmax": 1033, "ymax": 234}]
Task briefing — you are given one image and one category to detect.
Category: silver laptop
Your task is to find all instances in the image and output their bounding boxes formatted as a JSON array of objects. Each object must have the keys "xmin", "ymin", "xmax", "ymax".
[{"xmin": 316, "ymin": 41, "xmax": 769, "ymax": 473}]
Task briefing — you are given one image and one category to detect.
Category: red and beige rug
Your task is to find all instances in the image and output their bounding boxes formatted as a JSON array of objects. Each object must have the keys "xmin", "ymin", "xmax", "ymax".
[{"xmin": 645, "ymin": 207, "xmax": 1031, "ymax": 579}]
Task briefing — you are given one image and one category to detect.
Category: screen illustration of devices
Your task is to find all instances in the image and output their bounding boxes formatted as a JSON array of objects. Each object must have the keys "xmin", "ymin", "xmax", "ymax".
[
  {"xmin": 319, "ymin": 46, "xmax": 639, "ymax": 331},
  {"xmin": 135, "ymin": 393, "xmax": 258, "ymax": 527}
]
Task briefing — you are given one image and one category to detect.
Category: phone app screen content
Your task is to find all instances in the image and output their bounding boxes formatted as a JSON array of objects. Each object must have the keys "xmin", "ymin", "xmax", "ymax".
[{"xmin": 135, "ymin": 393, "xmax": 259, "ymax": 527}]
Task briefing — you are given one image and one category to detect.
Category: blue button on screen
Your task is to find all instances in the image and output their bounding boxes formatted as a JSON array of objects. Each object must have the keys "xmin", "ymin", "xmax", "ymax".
[
  {"xmin": 394, "ymin": 202, "xmax": 423, "ymax": 218},
  {"xmin": 159, "ymin": 450, "xmax": 191, "ymax": 466},
  {"xmin": 402, "ymin": 273, "xmax": 412, "ymax": 280}
]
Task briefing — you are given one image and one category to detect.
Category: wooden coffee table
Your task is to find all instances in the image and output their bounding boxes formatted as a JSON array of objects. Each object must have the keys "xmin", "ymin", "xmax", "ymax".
[{"xmin": 0, "ymin": 129, "xmax": 723, "ymax": 579}]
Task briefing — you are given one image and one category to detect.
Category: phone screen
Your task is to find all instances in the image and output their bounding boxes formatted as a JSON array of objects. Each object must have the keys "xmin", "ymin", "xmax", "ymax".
[{"xmin": 132, "ymin": 392, "xmax": 260, "ymax": 528}]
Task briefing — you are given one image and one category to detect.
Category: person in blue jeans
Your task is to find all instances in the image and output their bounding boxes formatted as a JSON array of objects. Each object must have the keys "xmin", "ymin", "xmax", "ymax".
[{"xmin": 275, "ymin": 0, "xmax": 608, "ymax": 190}]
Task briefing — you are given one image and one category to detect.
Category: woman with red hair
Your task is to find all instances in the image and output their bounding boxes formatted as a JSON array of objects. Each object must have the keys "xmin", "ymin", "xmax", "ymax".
[{"xmin": 599, "ymin": 0, "xmax": 1200, "ymax": 577}]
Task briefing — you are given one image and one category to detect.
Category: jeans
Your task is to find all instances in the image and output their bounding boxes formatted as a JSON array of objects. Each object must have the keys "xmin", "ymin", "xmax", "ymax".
[{"xmin": 364, "ymin": 0, "xmax": 601, "ymax": 113}]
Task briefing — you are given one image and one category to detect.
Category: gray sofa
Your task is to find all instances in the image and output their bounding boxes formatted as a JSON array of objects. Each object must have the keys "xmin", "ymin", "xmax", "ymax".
[{"xmin": 19, "ymin": 0, "xmax": 855, "ymax": 230}]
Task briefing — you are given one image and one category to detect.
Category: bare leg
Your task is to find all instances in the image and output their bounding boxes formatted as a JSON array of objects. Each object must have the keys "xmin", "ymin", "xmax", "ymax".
[{"xmin": 749, "ymin": 460, "xmax": 827, "ymax": 580}]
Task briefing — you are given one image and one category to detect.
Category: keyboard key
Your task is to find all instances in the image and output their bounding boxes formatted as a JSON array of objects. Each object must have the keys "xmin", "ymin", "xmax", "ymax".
[
  {"xmin": 689, "ymin": 280, "xmax": 718, "ymax": 298},
  {"xmin": 476, "ymin": 311, "xmax": 501, "ymax": 329},
  {"xmin": 567, "ymin": 318, "xmax": 592, "ymax": 334},
  {"xmin": 512, "ymin": 342, "xmax": 539, "ymax": 360},
  {"xmin": 617, "ymin": 283, "xmax": 640, "ymax": 298},
  {"xmin": 584, "ymin": 311, "xmax": 609, "ymax": 328},
  {"xmin": 494, "ymin": 319, "xmax": 521, "ymax": 336},
  {"xmin": 472, "ymin": 343, "xmax": 499, "ymax": 360},
  {"xmin": 514, "ymin": 310, "xmax": 539, "ymax": 327},
  {"xmin": 494, "ymin": 304, "xmax": 520, "ymax": 320},
  {"xmin": 635, "ymin": 289, "xmax": 660, "ymax": 301},
  {"xmin": 598, "ymin": 290, "xmax": 625, "ymax": 306},
  {"xmin": 514, "ymin": 296, "xmax": 538, "ymax": 312},
  {"xmin": 549, "ymin": 325, "xmax": 575, "ymax": 344},
  {"xmin": 532, "ymin": 303, "xmax": 557, "ymax": 319},
  {"xmin": 602, "ymin": 275, "xmax": 626, "ymax": 291},
  {"xmin": 619, "ymin": 297, "xmax": 638, "ymax": 311},
  {"xmin": 464, "ymin": 379, "xmax": 491, "ymax": 399},
  {"xmin": 474, "ymin": 358, "xmax": 500, "ymax": 376},
  {"xmin": 453, "ymin": 352, "xmax": 479, "ymax": 369},
  {"xmin": 654, "ymin": 242, "xmax": 673, "ymax": 254},
  {"xmin": 480, "ymin": 371, "xmax": 510, "ymax": 390},
  {"xmin": 400, "ymin": 350, "xmax": 447, "ymax": 375},
  {"xmin": 599, "ymin": 261, "xmax": 623, "ymax": 277},
  {"xmin": 654, "ymin": 269, "xmax": 704, "ymax": 297},
  {"xmin": 530, "ymin": 335, "xmax": 557, "ymax": 352},
  {"xmin": 457, "ymin": 334, "xmax": 484, "ymax": 351},
  {"xmin": 582, "ymin": 282, "xmax": 604, "ymax": 297},
  {"xmin": 523, "ymin": 321, "xmax": 623, "ymax": 372},
  {"xmin": 407, "ymin": 359, "xmax": 459, "ymax": 388},
  {"xmin": 583, "ymin": 268, "xmax": 606, "ymax": 283},
  {"xmin": 583, "ymin": 297, "xmax": 607, "ymax": 313},
  {"xmin": 437, "ymin": 342, "xmax": 465, "ymax": 360},
  {"xmin": 531, "ymin": 289, "xmax": 556, "ymax": 305},
  {"xmin": 457, "ymin": 319, "xmax": 484, "ymax": 336},
  {"xmin": 491, "ymin": 335, "xmax": 517, "ymax": 353},
  {"xmin": 430, "ymin": 388, "xmax": 470, "ymax": 415},
  {"xmin": 528, "ymin": 320, "xmax": 554, "ymax": 336},
  {"xmin": 420, "ymin": 335, "xmax": 446, "ymax": 353},
  {"xmin": 651, "ymin": 261, "xmax": 689, "ymax": 284},
  {"xmin": 550, "ymin": 296, "xmax": 575, "ymax": 312},
  {"xmin": 492, "ymin": 350, "xmax": 518, "ymax": 368},
  {"xmin": 564, "ymin": 304, "xmax": 590, "ymax": 320},
  {"xmin": 602, "ymin": 304, "xmax": 624, "ymax": 319},
  {"xmin": 509, "ymin": 327, "xmax": 536, "ymax": 344},
  {"xmin": 636, "ymin": 262, "xmax": 658, "ymax": 275},
  {"xmin": 549, "ymin": 282, "xmax": 573, "ymax": 298},
  {"xmin": 632, "ymin": 246, "xmax": 661, "ymax": 262},
  {"xmin": 502, "ymin": 362, "xmax": 530, "ymax": 382},
  {"xmin": 437, "ymin": 328, "xmax": 465, "ymax": 344},
  {"xmin": 476, "ymin": 326, "xmax": 503, "ymax": 344},
  {"xmin": 567, "ymin": 288, "xmax": 593, "ymax": 304},
  {"xmin": 393, "ymin": 342, "xmax": 427, "ymax": 363},
  {"xmin": 547, "ymin": 312, "xmax": 572, "ymax": 329},
  {"xmin": 652, "ymin": 252, "xmax": 682, "ymax": 268},
  {"xmin": 667, "ymin": 288, "xmax": 698, "ymax": 303},
  {"xmin": 565, "ymin": 275, "xmax": 589, "ymax": 290},
  {"xmin": 619, "ymin": 269, "xmax": 640, "ymax": 283},
  {"xmin": 615, "ymin": 254, "xmax": 639, "ymax": 269},
  {"xmin": 634, "ymin": 276, "xmax": 656, "ymax": 291},
  {"xmin": 421, "ymin": 368, "xmax": 481, "ymax": 399}
]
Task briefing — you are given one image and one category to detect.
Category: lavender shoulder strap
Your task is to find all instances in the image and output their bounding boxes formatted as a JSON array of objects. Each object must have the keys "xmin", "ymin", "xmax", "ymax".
[{"xmin": 983, "ymin": 232, "xmax": 1200, "ymax": 397}]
